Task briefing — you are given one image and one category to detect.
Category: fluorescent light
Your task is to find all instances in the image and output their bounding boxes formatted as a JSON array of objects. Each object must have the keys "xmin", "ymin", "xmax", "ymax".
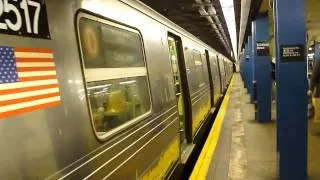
[
  {"xmin": 220, "ymin": 0, "xmax": 237, "ymax": 59},
  {"xmin": 119, "ymin": 80, "xmax": 136, "ymax": 85}
]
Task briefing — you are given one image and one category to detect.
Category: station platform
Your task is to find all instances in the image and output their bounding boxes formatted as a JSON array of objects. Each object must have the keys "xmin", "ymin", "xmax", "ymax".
[{"xmin": 190, "ymin": 73, "xmax": 320, "ymax": 180}]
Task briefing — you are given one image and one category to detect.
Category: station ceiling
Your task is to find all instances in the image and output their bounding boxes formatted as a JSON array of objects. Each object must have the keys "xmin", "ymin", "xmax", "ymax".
[
  {"xmin": 140, "ymin": 0, "xmax": 234, "ymax": 60},
  {"xmin": 237, "ymin": 0, "xmax": 320, "ymax": 58},
  {"xmin": 233, "ymin": 0, "xmax": 241, "ymax": 50},
  {"xmin": 237, "ymin": 0, "xmax": 264, "ymax": 56}
]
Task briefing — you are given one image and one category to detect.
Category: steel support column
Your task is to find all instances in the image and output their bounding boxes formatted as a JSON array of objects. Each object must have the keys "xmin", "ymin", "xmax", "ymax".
[
  {"xmin": 274, "ymin": 0, "xmax": 307, "ymax": 179},
  {"xmin": 251, "ymin": 23, "xmax": 256, "ymax": 104},
  {"xmin": 244, "ymin": 42, "xmax": 250, "ymax": 89},
  {"xmin": 253, "ymin": 15, "xmax": 271, "ymax": 122},
  {"xmin": 247, "ymin": 36, "xmax": 253, "ymax": 98},
  {"xmin": 240, "ymin": 54, "xmax": 244, "ymax": 81},
  {"xmin": 315, "ymin": 42, "xmax": 320, "ymax": 60}
]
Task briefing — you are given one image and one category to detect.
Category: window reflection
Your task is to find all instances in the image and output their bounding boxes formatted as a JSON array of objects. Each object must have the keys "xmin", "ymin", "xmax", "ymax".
[
  {"xmin": 193, "ymin": 52, "xmax": 205, "ymax": 88},
  {"xmin": 87, "ymin": 77, "xmax": 150, "ymax": 134}
]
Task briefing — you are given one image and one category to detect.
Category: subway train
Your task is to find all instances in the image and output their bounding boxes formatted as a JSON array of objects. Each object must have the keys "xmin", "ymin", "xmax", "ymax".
[{"xmin": 0, "ymin": 0, "xmax": 233, "ymax": 179}]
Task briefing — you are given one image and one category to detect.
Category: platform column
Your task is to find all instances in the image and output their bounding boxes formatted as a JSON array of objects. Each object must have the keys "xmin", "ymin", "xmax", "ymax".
[
  {"xmin": 315, "ymin": 42, "xmax": 320, "ymax": 63},
  {"xmin": 241, "ymin": 53, "xmax": 245, "ymax": 80},
  {"xmin": 247, "ymin": 36, "xmax": 253, "ymax": 99},
  {"xmin": 240, "ymin": 49, "xmax": 245, "ymax": 84},
  {"xmin": 251, "ymin": 24, "xmax": 256, "ymax": 104},
  {"xmin": 253, "ymin": 15, "xmax": 271, "ymax": 122},
  {"xmin": 244, "ymin": 43, "xmax": 249, "ymax": 89},
  {"xmin": 274, "ymin": 0, "xmax": 307, "ymax": 179}
]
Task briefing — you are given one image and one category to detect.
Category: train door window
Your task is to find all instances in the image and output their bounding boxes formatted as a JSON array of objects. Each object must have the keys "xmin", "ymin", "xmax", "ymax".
[
  {"xmin": 193, "ymin": 50, "xmax": 206, "ymax": 88},
  {"xmin": 217, "ymin": 55, "xmax": 224, "ymax": 92},
  {"xmin": 167, "ymin": 35, "xmax": 187, "ymax": 149},
  {"xmin": 77, "ymin": 13, "xmax": 151, "ymax": 140},
  {"xmin": 223, "ymin": 59, "xmax": 228, "ymax": 78},
  {"xmin": 185, "ymin": 51, "xmax": 197, "ymax": 93},
  {"xmin": 201, "ymin": 53, "xmax": 209, "ymax": 84},
  {"xmin": 209, "ymin": 55, "xmax": 218, "ymax": 102}
]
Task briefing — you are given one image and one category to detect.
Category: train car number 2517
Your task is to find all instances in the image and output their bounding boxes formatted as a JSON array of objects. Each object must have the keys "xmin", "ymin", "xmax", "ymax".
[{"xmin": 0, "ymin": 0, "xmax": 50, "ymax": 39}]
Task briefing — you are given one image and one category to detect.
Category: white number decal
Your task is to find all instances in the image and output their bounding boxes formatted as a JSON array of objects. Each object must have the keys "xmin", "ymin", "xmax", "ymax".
[
  {"xmin": 27, "ymin": 0, "xmax": 40, "ymax": 34},
  {"xmin": 20, "ymin": 0, "xmax": 31, "ymax": 33},
  {"xmin": 0, "ymin": 0, "xmax": 41, "ymax": 34},
  {"xmin": 4, "ymin": 0, "xmax": 22, "ymax": 31},
  {"xmin": 0, "ymin": 0, "xmax": 7, "ymax": 30}
]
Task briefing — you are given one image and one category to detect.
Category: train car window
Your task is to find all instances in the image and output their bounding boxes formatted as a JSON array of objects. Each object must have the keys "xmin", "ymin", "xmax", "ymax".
[
  {"xmin": 79, "ymin": 18, "xmax": 144, "ymax": 68},
  {"xmin": 77, "ymin": 14, "xmax": 151, "ymax": 140}
]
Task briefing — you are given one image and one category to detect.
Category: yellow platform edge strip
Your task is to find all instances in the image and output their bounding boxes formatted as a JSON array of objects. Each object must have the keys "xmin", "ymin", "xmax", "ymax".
[{"xmin": 189, "ymin": 75, "xmax": 235, "ymax": 180}]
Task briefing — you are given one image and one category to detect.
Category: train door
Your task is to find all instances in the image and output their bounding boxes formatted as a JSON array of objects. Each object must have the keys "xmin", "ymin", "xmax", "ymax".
[
  {"xmin": 205, "ymin": 50, "xmax": 214, "ymax": 109},
  {"xmin": 211, "ymin": 55, "xmax": 222, "ymax": 102},
  {"xmin": 223, "ymin": 59, "xmax": 229, "ymax": 85},
  {"xmin": 217, "ymin": 55, "xmax": 224, "ymax": 93},
  {"xmin": 167, "ymin": 34, "xmax": 191, "ymax": 154}
]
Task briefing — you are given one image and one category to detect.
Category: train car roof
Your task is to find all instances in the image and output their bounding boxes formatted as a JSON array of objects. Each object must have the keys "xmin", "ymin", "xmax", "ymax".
[{"xmin": 120, "ymin": 0, "xmax": 232, "ymax": 62}]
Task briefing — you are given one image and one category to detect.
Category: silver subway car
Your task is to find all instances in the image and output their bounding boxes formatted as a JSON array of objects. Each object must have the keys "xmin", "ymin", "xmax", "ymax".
[{"xmin": 0, "ymin": 0, "xmax": 233, "ymax": 179}]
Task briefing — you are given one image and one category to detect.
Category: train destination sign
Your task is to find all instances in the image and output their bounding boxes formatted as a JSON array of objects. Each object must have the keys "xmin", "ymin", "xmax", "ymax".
[
  {"xmin": 256, "ymin": 41, "xmax": 269, "ymax": 56},
  {"xmin": 280, "ymin": 45, "xmax": 305, "ymax": 62},
  {"xmin": 0, "ymin": 0, "xmax": 50, "ymax": 39}
]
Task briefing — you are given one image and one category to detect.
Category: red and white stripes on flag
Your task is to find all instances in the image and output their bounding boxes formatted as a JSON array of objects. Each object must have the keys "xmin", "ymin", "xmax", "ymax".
[{"xmin": 0, "ymin": 47, "xmax": 61, "ymax": 119}]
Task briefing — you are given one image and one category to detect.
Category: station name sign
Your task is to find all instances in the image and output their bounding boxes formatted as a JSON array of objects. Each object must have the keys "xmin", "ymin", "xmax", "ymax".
[
  {"xmin": 256, "ymin": 41, "xmax": 269, "ymax": 56},
  {"xmin": 280, "ymin": 45, "xmax": 305, "ymax": 62}
]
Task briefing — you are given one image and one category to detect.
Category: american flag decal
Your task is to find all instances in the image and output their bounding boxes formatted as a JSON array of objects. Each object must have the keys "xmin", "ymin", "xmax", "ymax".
[{"xmin": 0, "ymin": 47, "xmax": 61, "ymax": 119}]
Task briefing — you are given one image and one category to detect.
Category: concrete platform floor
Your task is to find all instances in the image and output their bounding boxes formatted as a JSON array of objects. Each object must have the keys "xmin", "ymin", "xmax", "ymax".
[{"xmin": 206, "ymin": 73, "xmax": 320, "ymax": 179}]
